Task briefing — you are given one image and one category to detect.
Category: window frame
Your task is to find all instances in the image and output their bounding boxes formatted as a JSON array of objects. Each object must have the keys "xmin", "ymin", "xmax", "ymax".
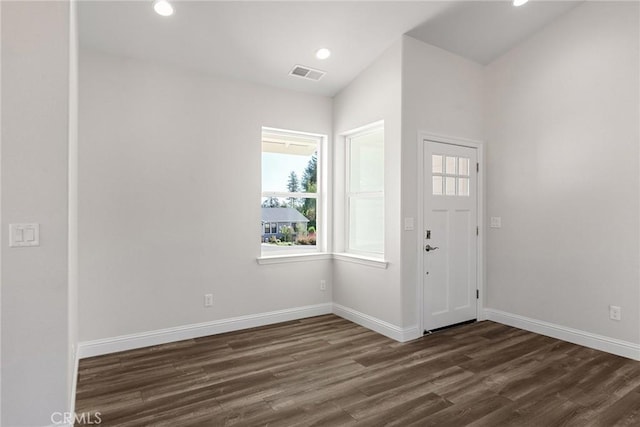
[
  {"xmin": 260, "ymin": 127, "xmax": 326, "ymax": 258},
  {"xmin": 344, "ymin": 122, "xmax": 384, "ymax": 258}
]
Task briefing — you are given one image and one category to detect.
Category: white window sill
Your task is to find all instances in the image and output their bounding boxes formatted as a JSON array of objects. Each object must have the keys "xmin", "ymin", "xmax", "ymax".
[
  {"xmin": 257, "ymin": 253, "xmax": 333, "ymax": 265},
  {"xmin": 332, "ymin": 253, "xmax": 388, "ymax": 269},
  {"xmin": 256, "ymin": 252, "xmax": 388, "ymax": 268}
]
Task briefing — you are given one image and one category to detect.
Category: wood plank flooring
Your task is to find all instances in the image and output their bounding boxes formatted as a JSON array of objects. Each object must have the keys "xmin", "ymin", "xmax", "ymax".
[{"xmin": 75, "ymin": 315, "xmax": 640, "ymax": 426}]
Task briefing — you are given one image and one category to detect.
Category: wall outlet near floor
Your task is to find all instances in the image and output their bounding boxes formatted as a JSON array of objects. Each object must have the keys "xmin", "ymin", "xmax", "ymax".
[
  {"xmin": 609, "ymin": 305, "xmax": 621, "ymax": 321},
  {"xmin": 204, "ymin": 294, "xmax": 213, "ymax": 307},
  {"xmin": 320, "ymin": 280, "xmax": 327, "ymax": 291}
]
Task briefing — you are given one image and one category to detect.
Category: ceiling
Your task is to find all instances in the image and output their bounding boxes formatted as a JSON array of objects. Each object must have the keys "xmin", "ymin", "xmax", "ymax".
[
  {"xmin": 78, "ymin": 1, "xmax": 581, "ymax": 97},
  {"xmin": 407, "ymin": 1, "xmax": 580, "ymax": 65}
]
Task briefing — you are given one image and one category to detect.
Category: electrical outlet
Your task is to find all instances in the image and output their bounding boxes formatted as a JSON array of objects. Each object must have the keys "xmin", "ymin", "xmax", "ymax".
[
  {"xmin": 204, "ymin": 294, "xmax": 213, "ymax": 307},
  {"xmin": 609, "ymin": 305, "xmax": 621, "ymax": 321},
  {"xmin": 320, "ymin": 280, "xmax": 327, "ymax": 291}
]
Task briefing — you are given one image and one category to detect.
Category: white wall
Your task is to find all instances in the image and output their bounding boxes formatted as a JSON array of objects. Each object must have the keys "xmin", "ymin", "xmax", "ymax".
[
  {"xmin": 1, "ymin": 3, "xmax": 3, "ymax": 422},
  {"xmin": 78, "ymin": 50, "xmax": 333, "ymax": 342},
  {"xmin": 1, "ymin": 3, "xmax": 3, "ymax": 423},
  {"xmin": 332, "ymin": 40, "xmax": 404, "ymax": 327},
  {"xmin": 1, "ymin": 1, "xmax": 73, "ymax": 425},
  {"xmin": 400, "ymin": 35, "xmax": 485, "ymax": 329},
  {"xmin": 68, "ymin": 0, "xmax": 79, "ymax": 413},
  {"xmin": 484, "ymin": 1, "xmax": 640, "ymax": 344}
]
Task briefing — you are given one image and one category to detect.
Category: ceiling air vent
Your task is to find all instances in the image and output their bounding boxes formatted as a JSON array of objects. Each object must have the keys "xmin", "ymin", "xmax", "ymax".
[{"xmin": 289, "ymin": 65, "xmax": 326, "ymax": 81}]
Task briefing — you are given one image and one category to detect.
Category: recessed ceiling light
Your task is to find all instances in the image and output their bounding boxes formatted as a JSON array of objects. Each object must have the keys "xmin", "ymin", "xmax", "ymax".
[
  {"xmin": 153, "ymin": 0, "xmax": 174, "ymax": 16},
  {"xmin": 513, "ymin": 0, "xmax": 529, "ymax": 6},
  {"xmin": 315, "ymin": 48, "xmax": 331, "ymax": 60}
]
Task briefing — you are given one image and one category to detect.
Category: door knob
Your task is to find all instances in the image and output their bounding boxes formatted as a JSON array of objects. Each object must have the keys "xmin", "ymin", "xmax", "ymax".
[{"xmin": 425, "ymin": 244, "xmax": 439, "ymax": 252}]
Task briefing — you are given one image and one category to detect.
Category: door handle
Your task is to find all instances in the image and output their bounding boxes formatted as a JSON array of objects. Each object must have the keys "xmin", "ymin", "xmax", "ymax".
[{"xmin": 425, "ymin": 244, "xmax": 439, "ymax": 252}]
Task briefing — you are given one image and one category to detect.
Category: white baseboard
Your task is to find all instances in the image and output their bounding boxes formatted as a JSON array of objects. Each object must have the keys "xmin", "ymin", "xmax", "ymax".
[
  {"xmin": 332, "ymin": 303, "xmax": 420, "ymax": 342},
  {"xmin": 78, "ymin": 303, "xmax": 332, "ymax": 358},
  {"xmin": 485, "ymin": 308, "xmax": 640, "ymax": 361}
]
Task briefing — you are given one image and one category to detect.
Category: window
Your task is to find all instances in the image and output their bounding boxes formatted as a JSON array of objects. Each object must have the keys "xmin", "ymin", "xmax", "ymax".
[
  {"xmin": 345, "ymin": 123, "xmax": 384, "ymax": 257},
  {"xmin": 261, "ymin": 127, "xmax": 323, "ymax": 255},
  {"xmin": 432, "ymin": 155, "xmax": 470, "ymax": 197}
]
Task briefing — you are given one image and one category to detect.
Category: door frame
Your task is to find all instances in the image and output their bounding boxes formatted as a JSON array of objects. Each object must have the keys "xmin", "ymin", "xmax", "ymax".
[{"xmin": 416, "ymin": 132, "xmax": 485, "ymax": 334}]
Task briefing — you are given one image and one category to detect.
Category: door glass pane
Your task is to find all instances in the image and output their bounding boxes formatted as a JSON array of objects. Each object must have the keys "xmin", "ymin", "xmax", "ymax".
[
  {"xmin": 445, "ymin": 177, "xmax": 456, "ymax": 195},
  {"xmin": 445, "ymin": 156, "xmax": 457, "ymax": 174},
  {"xmin": 458, "ymin": 178, "xmax": 469, "ymax": 196},
  {"xmin": 432, "ymin": 176, "xmax": 443, "ymax": 195},
  {"xmin": 432, "ymin": 155, "xmax": 443, "ymax": 174},
  {"xmin": 458, "ymin": 157, "xmax": 470, "ymax": 176}
]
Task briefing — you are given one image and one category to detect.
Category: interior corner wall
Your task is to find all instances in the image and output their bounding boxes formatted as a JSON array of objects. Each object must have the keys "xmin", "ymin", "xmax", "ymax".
[
  {"xmin": 400, "ymin": 35, "xmax": 484, "ymax": 328},
  {"xmin": 1, "ymin": 1, "xmax": 72, "ymax": 425},
  {"xmin": 68, "ymin": 0, "xmax": 79, "ymax": 413},
  {"xmin": 332, "ymin": 40, "xmax": 404, "ymax": 327},
  {"xmin": 484, "ymin": 1, "xmax": 640, "ymax": 344},
  {"xmin": 78, "ymin": 50, "xmax": 333, "ymax": 342}
]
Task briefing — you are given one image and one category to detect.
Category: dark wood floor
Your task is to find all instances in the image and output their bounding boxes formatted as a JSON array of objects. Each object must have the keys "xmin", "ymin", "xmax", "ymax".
[{"xmin": 75, "ymin": 315, "xmax": 640, "ymax": 426}]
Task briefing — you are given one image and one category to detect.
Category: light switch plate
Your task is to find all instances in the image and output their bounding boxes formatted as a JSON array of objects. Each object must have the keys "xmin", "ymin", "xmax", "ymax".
[
  {"xmin": 490, "ymin": 217, "xmax": 502, "ymax": 228},
  {"xmin": 9, "ymin": 223, "xmax": 40, "ymax": 247},
  {"xmin": 404, "ymin": 217, "xmax": 415, "ymax": 231}
]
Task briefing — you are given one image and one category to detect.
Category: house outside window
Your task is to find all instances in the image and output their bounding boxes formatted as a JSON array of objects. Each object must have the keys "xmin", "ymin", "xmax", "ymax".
[
  {"xmin": 261, "ymin": 208, "xmax": 309, "ymax": 242},
  {"xmin": 261, "ymin": 127, "xmax": 324, "ymax": 256}
]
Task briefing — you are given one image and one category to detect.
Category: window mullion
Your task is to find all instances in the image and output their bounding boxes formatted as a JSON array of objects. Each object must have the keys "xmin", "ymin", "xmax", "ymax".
[
  {"xmin": 346, "ymin": 191, "xmax": 383, "ymax": 198},
  {"xmin": 262, "ymin": 191, "xmax": 317, "ymax": 199}
]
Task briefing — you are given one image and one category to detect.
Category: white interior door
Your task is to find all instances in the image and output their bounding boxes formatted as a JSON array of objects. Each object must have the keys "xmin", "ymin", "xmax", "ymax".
[{"xmin": 423, "ymin": 141, "xmax": 478, "ymax": 332}]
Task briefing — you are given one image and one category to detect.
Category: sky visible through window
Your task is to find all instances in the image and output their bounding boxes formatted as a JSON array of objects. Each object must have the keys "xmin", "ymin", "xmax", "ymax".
[{"xmin": 262, "ymin": 152, "xmax": 313, "ymax": 192}]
